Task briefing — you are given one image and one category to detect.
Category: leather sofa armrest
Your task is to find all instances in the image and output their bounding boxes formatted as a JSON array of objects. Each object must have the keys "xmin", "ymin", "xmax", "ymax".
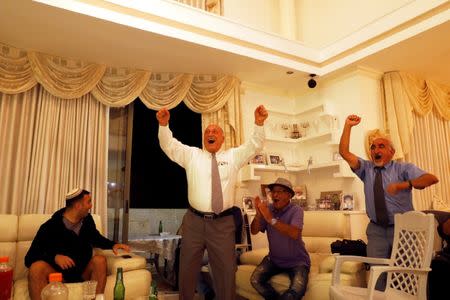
[
  {"xmin": 319, "ymin": 255, "xmax": 365, "ymax": 274},
  {"xmin": 94, "ymin": 249, "xmax": 147, "ymax": 274}
]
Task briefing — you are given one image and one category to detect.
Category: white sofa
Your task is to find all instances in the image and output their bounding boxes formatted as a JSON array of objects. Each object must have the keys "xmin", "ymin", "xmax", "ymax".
[
  {"xmin": 0, "ymin": 214, "xmax": 152, "ymax": 300},
  {"xmin": 236, "ymin": 211, "xmax": 369, "ymax": 300}
]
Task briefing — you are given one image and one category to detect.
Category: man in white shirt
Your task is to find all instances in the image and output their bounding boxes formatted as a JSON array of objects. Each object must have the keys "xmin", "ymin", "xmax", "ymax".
[{"xmin": 156, "ymin": 105, "xmax": 268, "ymax": 300}]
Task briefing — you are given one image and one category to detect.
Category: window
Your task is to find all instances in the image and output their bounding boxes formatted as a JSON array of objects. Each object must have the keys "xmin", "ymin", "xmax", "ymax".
[{"xmin": 130, "ymin": 100, "xmax": 202, "ymax": 208}]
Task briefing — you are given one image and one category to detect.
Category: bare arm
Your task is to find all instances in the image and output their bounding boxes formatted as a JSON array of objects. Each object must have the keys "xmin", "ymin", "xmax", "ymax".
[
  {"xmin": 339, "ymin": 115, "xmax": 361, "ymax": 170},
  {"xmin": 251, "ymin": 196, "xmax": 301, "ymax": 240},
  {"xmin": 387, "ymin": 173, "xmax": 439, "ymax": 195}
]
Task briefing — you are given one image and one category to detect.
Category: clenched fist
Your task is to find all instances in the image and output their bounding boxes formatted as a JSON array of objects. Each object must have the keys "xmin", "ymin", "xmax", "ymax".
[
  {"xmin": 254, "ymin": 105, "xmax": 268, "ymax": 126},
  {"xmin": 156, "ymin": 108, "xmax": 170, "ymax": 126},
  {"xmin": 345, "ymin": 115, "xmax": 361, "ymax": 127}
]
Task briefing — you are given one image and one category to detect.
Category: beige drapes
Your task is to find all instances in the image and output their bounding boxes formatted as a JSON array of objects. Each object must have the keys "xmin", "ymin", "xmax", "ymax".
[
  {"xmin": 381, "ymin": 71, "xmax": 450, "ymax": 209},
  {"xmin": 0, "ymin": 42, "xmax": 242, "ymax": 225},
  {"xmin": 0, "ymin": 86, "xmax": 108, "ymax": 217}
]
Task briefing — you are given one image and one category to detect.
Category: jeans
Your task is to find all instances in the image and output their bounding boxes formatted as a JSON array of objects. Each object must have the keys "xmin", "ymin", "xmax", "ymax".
[{"xmin": 250, "ymin": 256, "xmax": 309, "ymax": 300}]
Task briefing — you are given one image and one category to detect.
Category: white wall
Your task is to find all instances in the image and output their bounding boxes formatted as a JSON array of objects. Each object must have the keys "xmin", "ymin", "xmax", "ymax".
[
  {"xmin": 222, "ymin": 0, "xmax": 411, "ymax": 46},
  {"xmin": 222, "ymin": 0, "xmax": 281, "ymax": 36},
  {"xmin": 236, "ymin": 68, "xmax": 384, "ymax": 212}
]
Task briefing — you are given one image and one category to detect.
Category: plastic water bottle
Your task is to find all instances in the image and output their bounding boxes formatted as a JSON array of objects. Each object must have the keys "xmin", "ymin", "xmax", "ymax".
[
  {"xmin": 113, "ymin": 267, "xmax": 125, "ymax": 300},
  {"xmin": 41, "ymin": 273, "xmax": 68, "ymax": 300},
  {"xmin": 0, "ymin": 256, "xmax": 13, "ymax": 300}
]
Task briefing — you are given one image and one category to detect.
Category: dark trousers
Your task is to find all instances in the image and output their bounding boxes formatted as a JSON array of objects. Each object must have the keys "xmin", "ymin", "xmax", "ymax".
[
  {"xmin": 366, "ymin": 222, "xmax": 394, "ymax": 291},
  {"xmin": 250, "ymin": 256, "xmax": 309, "ymax": 300},
  {"xmin": 428, "ymin": 254, "xmax": 450, "ymax": 300},
  {"xmin": 179, "ymin": 210, "xmax": 236, "ymax": 300}
]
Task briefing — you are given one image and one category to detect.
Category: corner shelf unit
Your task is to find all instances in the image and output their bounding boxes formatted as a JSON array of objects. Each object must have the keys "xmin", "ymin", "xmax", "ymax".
[{"xmin": 240, "ymin": 160, "xmax": 355, "ymax": 181}]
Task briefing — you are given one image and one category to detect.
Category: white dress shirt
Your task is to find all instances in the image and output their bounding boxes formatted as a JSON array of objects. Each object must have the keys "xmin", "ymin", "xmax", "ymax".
[{"xmin": 158, "ymin": 125, "xmax": 265, "ymax": 212}]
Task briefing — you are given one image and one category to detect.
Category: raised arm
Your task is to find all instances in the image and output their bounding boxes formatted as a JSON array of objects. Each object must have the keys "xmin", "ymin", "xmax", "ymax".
[{"xmin": 339, "ymin": 115, "xmax": 361, "ymax": 170}]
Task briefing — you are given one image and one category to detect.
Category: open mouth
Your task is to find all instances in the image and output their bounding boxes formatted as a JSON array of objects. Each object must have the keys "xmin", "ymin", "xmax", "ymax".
[
  {"xmin": 207, "ymin": 137, "xmax": 216, "ymax": 144},
  {"xmin": 374, "ymin": 154, "xmax": 382, "ymax": 160}
]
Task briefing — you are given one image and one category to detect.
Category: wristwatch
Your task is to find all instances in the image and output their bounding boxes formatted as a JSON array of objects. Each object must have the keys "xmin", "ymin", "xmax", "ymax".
[{"xmin": 270, "ymin": 218, "xmax": 278, "ymax": 226}]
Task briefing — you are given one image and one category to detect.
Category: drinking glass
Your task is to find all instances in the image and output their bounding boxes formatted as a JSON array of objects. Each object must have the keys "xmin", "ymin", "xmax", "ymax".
[{"xmin": 83, "ymin": 280, "xmax": 97, "ymax": 300}]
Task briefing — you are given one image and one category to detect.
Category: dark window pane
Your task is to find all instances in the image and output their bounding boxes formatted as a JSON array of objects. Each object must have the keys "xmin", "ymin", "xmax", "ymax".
[{"xmin": 130, "ymin": 100, "xmax": 202, "ymax": 208}]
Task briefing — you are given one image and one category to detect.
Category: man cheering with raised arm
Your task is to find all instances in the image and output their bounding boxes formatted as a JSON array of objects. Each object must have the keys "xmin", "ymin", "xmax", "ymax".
[
  {"xmin": 339, "ymin": 114, "xmax": 438, "ymax": 289},
  {"xmin": 156, "ymin": 105, "xmax": 268, "ymax": 300}
]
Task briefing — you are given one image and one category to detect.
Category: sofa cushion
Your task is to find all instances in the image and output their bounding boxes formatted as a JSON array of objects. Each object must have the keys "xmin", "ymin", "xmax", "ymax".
[
  {"xmin": 319, "ymin": 255, "xmax": 365, "ymax": 274},
  {"xmin": 0, "ymin": 215, "xmax": 18, "ymax": 275}
]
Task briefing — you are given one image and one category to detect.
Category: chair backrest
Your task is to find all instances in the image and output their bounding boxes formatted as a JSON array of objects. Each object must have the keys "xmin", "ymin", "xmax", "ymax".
[{"xmin": 387, "ymin": 211, "xmax": 435, "ymax": 298}]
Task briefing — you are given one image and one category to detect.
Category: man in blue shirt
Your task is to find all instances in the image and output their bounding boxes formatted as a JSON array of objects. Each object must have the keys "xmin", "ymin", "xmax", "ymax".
[
  {"xmin": 339, "ymin": 115, "xmax": 438, "ymax": 288},
  {"xmin": 250, "ymin": 177, "xmax": 310, "ymax": 300}
]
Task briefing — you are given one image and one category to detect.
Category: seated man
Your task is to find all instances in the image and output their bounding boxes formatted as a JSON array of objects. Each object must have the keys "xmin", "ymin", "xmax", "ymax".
[
  {"xmin": 250, "ymin": 178, "xmax": 310, "ymax": 300},
  {"xmin": 424, "ymin": 210, "xmax": 450, "ymax": 300},
  {"xmin": 25, "ymin": 188, "xmax": 130, "ymax": 300}
]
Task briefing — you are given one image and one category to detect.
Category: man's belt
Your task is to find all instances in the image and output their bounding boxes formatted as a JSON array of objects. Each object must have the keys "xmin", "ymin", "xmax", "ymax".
[{"xmin": 189, "ymin": 205, "xmax": 235, "ymax": 220}]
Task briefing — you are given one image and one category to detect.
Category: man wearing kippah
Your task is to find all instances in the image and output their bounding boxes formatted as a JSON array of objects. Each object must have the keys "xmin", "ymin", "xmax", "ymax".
[
  {"xmin": 250, "ymin": 177, "xmax": 310, "ymax": 300},
  {"xmin": 25, "ymin": 188, "xmax": 130, "ymax": 300},
  {"xmin": 339, "ymin": 114, "xmax": 439, "ymax": 289}
]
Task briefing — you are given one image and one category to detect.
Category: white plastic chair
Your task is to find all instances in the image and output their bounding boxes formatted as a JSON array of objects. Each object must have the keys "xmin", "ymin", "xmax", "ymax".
[{"xmin": 329, "ymin": 211, "xmax": 435, "ymax": 300}]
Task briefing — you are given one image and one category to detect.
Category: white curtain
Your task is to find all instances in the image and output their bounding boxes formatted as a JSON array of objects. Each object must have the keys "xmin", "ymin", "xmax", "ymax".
[
  {"xmin": 0, "ymin": 86, "xmax": 108, "ymax": 218},
  {"xmin": 381, "ymin": 71, "xmax": 450, "ymax": 210},
  {"xmin": 409, "ymin": 110, "xmax": 450, "ymax": 210},
  {"xmin": 0, "ymin": 42, "xmax": 242, "ymax": 226}
]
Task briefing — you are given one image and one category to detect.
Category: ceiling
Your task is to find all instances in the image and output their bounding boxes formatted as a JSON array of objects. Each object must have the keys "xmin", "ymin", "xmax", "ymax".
[{"xmin": 0, "ymin": 0, "xmax": 449, "ymax": 91}]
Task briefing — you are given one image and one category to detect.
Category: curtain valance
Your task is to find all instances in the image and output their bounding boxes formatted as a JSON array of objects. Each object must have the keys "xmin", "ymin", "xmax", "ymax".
[
  {"xmin": 0, "ymin": 43, "xmax": 239, "ymax": 113},
  {"xmin": 382, "ymin": 71, "xmax": 449, "ymax": 158}
]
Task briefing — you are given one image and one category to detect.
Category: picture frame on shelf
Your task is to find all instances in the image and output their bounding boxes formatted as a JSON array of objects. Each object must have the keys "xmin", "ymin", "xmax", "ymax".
[
  {"xmin": 242, "ymin": 196, "xmax": 256, "ymax": 214},
  {"xmin": 291, "ymin": 185, "xmax": 307, "ymax": 209},
  {"xmin": 267, "ymin": 153, "xmax": 283, "ymax": 166},
  {"xmin": 260, "ymin": 184, "xmax": 272, "ymax": 202},
  {"xmin": 320, "ymin": 190, "xmax": 343, "ymax": 210},
  {"xmin": 316, "ymin": 198, "xmax": 333, "ymax": 210},
  {"xmin": 250, "ymin": 153, "xmax": 266, "ymax": 165},
  {"xmin": 340, "ymin": 194, "xmax": 354, "ymax": 211}
]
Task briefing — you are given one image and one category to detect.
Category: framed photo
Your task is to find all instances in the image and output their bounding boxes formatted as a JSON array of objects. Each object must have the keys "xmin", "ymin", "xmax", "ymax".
[
  {"xmin": 340, "ymin": 194, "xmax": 354, "ymax": 210},
  {"xmin": 250, "ymin": 153, "xmax": 266, "ymax": 165},
  {"xmin": 291, "ymin": 185, "xmax": 307, "ymax": 209},
  {"xmin": 242, "ymin": 196, "xmax": 255, "ymax": 214},
  {"xmin": 267, "ymin": 153, "xmax": 283, "ymax": 166},
  {"xmin": 320, "ymin": 190, "xmax": 343, "ymax": 210},
  {"xmin": 260, "ymin": 184, "xmax": 272, "ymax": 202}
]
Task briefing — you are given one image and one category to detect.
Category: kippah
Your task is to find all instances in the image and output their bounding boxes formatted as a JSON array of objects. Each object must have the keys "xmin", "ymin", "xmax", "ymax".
[{"xmin": 66, "ymin": 188, "xmax": 82, "ymax": 201}]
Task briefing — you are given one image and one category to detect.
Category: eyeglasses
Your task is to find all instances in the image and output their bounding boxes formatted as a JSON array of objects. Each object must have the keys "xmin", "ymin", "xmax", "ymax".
[{"xmin": 271, "ymin": 189, "xmax": 288, "ymax": 194}]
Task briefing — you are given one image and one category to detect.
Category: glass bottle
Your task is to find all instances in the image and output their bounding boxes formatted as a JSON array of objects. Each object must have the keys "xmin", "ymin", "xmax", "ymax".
[
  {"xmin": 158, "ymin": 220, "xmax": 163, "ymax": 234},
  {"xmin": 113, "ymin": 267, "xmax": 125, "ymax": 300},
  {"xmin": 149, "ymin": 279, "xmax": 158, "ymax": 300},
  {"xmin": 41, "ymin": 273, "xmax": 68, "ymax": 300},
  {"xmin": 0, "ymin": 256, "xmax": 13, "ymax": 300}
]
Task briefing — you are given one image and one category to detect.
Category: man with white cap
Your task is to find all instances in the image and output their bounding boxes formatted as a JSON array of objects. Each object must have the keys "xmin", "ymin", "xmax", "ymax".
[
  {"xmin": 250, "ymin": 177, "xmax": 310, "ymax": 300},
  {"xmin": 25, "ymin": 188, "xmax": 130, "ymax": 300},
  {"xmin": 339, "ymin": 114, "xmax": 438, "ymax": 288},
  {"xmin": 156, "ymin": 105, "xmax": 268, "ymax": 300}
]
